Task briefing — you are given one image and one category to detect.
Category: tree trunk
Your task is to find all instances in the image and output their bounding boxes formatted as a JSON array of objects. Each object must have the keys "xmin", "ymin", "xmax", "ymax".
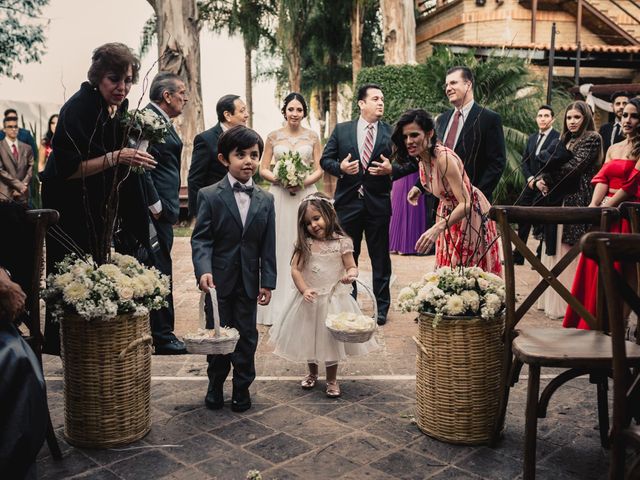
[
  {"xmin": 380, "ymin": 0, "xmax": 416, "ymax": 65},
  {"xmin": 323, "ymin": 81, "xmax": 338, "ymax": 198},
  {"xmin": 148, "ymin": 0, "xmax": 204, "ymax": 186},
  {"xmin": 278, "ymin": 0, "xmax": 306, "ymax": 92},
  {"xmin": 287, "ymin": 45, "xmax": 302, "ymax": 92},
  {"xmin": 243, "ymin": 37, "xmax": 253, "ymax": 129},
  {"xmin": 351, "ymin": 0, "xmax": 364, "ymax": 87}
]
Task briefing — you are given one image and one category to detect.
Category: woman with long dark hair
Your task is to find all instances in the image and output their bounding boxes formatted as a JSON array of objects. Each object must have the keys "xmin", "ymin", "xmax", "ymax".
[
  {"xmin": 391, "ymin": 108, "xmax": 502, "ymax": 275},
  {"xmin": 534, "ymin": 100, "xmax": 602, "ymax": 319},
  {"xmin": 37, "ymin": 114, "xmax": 58, "ymax": 173},
  {"xmin": 564, "ymin": 98, "xmax": 640, "ymax": 329}
]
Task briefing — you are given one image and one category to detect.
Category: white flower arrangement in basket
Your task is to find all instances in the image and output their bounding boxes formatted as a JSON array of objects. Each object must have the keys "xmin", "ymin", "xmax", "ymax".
[
  {"xmin": 42, "ymin": 253, "xmax": 170, "ymax": 321},
  {"xmin": 122, "ymin": 108, "xmax": 169, "ymax": 173},
  {"xmin": 397, "ymin": 266, "xmax": 506, "ymax": 324},
  {"xmin": 325, "ymin": 279, "xmax": 377, "ymax": 343},
  {"xmin": 183, "ymin": 287, "xmax": 240, "ymax": 355},
  {"xmin": 274, "ymin": 150, "xmax": 312, "ymax": 195}
]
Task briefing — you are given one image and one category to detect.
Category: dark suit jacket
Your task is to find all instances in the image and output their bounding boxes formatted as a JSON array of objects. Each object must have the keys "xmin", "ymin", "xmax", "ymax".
[
  {"xmin": 521, "ymin": 129, "xmax": 560, "ymax": 181},
  {"xmin": 191, "ymin": 179, "xmax": 276, "ymax": 299},
  {"xmin": 599, "ymin": 122, "xmax": 625, "ymax": 155},
  {"xmin": 144, "ymin": 103, "xmax": 183, "ymax": 225},
  {"xmin": 0, "ymin": 139, "xmax": 34, "ymax": 203},
  {"xmin": 187, "ymin": 123, "xmax": 227, "ymax": 217},
  {"xmin": 435, "ymin": 103, "xmax": 506, "ymax": 201},
  {"xmin": 320, "ymin": 119, "xmax": 417, "ymax": 219}
]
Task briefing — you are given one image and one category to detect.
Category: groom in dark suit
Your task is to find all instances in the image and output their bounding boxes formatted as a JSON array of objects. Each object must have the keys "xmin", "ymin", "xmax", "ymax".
[
  {"xmin": 144, "ymin": 72, "xmax": 188, "ymax": 354},
  {"xmin": 192, "ymin": 126, "xmax": 276, "ymax": 412},
  {"xmin": 321, "ymin": 84, "xmax": 417, "ymax": 325},
  {"xmin": 187, "ymin": 95, "xmax": 249, "ymax": 218}
]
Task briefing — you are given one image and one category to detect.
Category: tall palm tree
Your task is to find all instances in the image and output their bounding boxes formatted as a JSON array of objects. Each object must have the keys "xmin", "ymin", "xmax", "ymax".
[{"xmin": 277, "ymin": 0, "xmax": 313, "ymax": 92}]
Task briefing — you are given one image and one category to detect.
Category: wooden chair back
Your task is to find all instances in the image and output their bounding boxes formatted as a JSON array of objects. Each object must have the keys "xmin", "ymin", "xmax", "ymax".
[{"xmin": 581, "ymin": 232, "xmax": 640, "ymax": 479}]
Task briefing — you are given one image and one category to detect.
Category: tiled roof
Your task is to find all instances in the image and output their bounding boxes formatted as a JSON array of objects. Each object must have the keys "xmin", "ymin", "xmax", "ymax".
[{"xmin": 430, "ymin": 39, "xmax": 640, "ymax": 54}]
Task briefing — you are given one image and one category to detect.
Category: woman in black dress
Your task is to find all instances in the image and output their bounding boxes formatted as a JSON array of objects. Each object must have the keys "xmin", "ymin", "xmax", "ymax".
[{"xmin": 41, "ymin": 42, "xmax": 157, "ymax": 354}]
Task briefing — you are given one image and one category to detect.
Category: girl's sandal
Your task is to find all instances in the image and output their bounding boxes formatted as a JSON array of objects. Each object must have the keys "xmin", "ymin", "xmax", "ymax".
[
  {"xmin": 326, "ymin": 380, "xmax": 341, "ymax": 398},
  {"xmin": 301, "ymin": 373, "xmax": 318, "ymax": 389}
]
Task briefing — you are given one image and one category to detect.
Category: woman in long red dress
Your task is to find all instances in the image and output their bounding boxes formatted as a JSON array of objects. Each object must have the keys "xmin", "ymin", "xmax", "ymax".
[
  {"xmin": 391, "ymin": 109, "xmax": 502, "ymax": 275},
  {"xmin": 563, "ymin": 98, "xmax": 640, "ymax": 329}
]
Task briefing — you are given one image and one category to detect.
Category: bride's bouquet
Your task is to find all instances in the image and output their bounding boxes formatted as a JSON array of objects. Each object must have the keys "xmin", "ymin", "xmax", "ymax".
[{"xmin": 274, "ymin": 151, "xmax": 312, "ymax": 195}]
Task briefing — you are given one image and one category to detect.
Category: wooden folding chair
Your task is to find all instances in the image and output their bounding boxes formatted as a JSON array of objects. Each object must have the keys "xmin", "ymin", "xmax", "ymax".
[
  {"xmin": 489, "ymin": 205, "xmax": 618, "ymax": 480},
  {"xmin": 581, "ymin": 232, "xmax": 640, "ymax": 480}
]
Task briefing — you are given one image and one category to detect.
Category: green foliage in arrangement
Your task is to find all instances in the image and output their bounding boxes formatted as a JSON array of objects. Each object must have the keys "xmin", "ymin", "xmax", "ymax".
[{"xmin": 354, "ymin": 46, "xmax": 571, "ymax": 205}]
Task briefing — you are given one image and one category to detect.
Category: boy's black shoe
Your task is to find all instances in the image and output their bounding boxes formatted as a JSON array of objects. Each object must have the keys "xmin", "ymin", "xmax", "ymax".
[
  {"xmin": 154, "ymin": 337, "xmax": 187, "ymax": 355},
  {"xmin": 231, "ymin": 390, "xmax": 251, "ymax": 412},
  {"xmin": 205, "ymin": 388, "xmax": 224, "ymax": 410},
  {"xmin": 512, "ymin": 251, "xmax": 525, "ymax": 266}
]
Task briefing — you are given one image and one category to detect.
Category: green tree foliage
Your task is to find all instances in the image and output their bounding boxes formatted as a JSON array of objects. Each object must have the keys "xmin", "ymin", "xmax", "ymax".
[
  {"xmin": 0, "ymin": 0, "xmax": 49, "ymax": 79},
  {"xmin": 355, "ymin": 46, "xmax": 570, "ymax": 204}
]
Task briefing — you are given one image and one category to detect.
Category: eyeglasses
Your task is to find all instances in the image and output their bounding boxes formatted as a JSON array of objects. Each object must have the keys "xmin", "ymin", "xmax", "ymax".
[{"xmin": 4, "ymin": 126, "xmax": 18, "ymax": 129}]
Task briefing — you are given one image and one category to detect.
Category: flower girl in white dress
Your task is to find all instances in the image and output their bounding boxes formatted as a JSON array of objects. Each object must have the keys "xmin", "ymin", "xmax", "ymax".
[
  {"xmin": 257, "ymin": 93, "xmax": 323, "ymax": 326},
  {"xmin": 269, "ymin": 193, "xmax": 378, "ymax": 397}
]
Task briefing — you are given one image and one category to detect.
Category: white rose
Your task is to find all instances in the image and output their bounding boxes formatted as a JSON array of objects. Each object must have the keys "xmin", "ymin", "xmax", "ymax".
[
  {"xmin": 477, "ymin": 278, "xmax": 489, "ymax": 290},
  {"xmin": 444, "ymin": 294, "xmax": 465, "ymax": 316},
  {"xmin": 63, "ymin": 282, "xmax": 90, "ymax": 303},
  {"xmin": 460, "ymin": 290, "xmax": 480, "ymax": 312}
]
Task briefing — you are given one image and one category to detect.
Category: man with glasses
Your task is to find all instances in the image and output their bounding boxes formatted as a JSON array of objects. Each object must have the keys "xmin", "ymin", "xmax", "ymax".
[
  {"xmin": 0, "ymin": 109, "xmax": 37, "ymax": 158},
  {"xmin": 0, "ymin": 117, "xmax": 33, "ymax": 204}
]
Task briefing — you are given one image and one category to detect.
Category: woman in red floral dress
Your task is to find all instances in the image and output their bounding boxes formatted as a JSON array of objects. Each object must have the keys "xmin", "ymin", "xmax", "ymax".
[{"xmin": 391, "ymin": 109, "xmax": 502, "ymax": 275}]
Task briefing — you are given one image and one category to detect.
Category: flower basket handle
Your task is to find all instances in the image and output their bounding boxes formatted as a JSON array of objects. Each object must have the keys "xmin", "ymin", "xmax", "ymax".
[
  {"xmin": 412, "ymin": 336, "xmax": 430, "ymax": 357},
  {"xmin": 328, "ymin": 277, "xmax": 378, "ymax": 323},
  {"xmin": 198, "ymin": 287, "xmax": 222, "ymax": 337},
  {"xmin": 118, "ymin": 334, "xmax": 152, "ymax": 360}
]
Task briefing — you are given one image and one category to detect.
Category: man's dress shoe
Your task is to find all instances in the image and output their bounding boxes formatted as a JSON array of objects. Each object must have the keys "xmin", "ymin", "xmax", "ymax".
[
  {"xmin": 154, "ymin": 338, "xmax": 187, "ymax": 355},
  {"xmin": 205, "ymin": 389, "xmax": 224, "ymax": 410}
]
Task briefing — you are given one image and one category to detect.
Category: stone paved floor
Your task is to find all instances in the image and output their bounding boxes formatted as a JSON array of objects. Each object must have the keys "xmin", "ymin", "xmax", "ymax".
[{"xmin": 39, "ymin": 238, "xmax": 616, "ymax": 479}]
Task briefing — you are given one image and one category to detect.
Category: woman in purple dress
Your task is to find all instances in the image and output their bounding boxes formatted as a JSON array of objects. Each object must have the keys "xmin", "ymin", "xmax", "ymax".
[{"xmin": 389, "ymin": 171, "xmax": 427, "ymax": 254}]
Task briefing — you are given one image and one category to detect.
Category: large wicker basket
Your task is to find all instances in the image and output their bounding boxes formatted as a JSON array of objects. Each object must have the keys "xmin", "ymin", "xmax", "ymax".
[
  {"xmin": 413, "ymin": 312, "xmax": 504, "ymax": 445},
  {"xmin": 61, "ymin": 313, "xmax": 152, "ymax": 448}
]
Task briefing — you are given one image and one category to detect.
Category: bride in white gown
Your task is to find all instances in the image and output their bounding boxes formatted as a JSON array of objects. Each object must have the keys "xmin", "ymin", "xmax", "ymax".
[{"xmin": 257, "ymin": 93, "xmax": 324, "ymax": 326}]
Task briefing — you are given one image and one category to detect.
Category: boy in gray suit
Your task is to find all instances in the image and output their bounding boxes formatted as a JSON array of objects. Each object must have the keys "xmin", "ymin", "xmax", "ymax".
[{"xmin": 191, "ymin": 126, "xmax": 276, "ymax": 412}]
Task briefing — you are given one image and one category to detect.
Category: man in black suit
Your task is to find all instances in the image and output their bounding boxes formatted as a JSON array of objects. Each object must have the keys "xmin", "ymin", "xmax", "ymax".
[
  {"xmin": 192, "ymin": 126, "xmax": 276, "ymax": 412},
  {"xmin": 144, "ymin": 72, "xmax": 189, "ymax": 355},
  {"xmin": 599, "ymin": 91, "xmax": 628, "ymax": 154},
  {"xmin": 513, "ymin": 104, "xmax": 560, "ymax": 265},
  {"xmin": 187, "ymin": 94, "xmax": 249, "ymax": 218},
  {"xmin": 320, "ymin": 83, "xmax": 417, "ymax": 325}
]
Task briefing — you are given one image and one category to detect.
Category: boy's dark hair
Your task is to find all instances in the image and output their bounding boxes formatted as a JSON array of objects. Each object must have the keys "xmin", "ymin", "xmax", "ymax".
[
  {"xmin": 538, "ymin": 104, "xmax": 554, "ymax": 117},
  {"xmin": 3, "ymin": 108, "xmax": 17, "ymax": 118},
  {"xmin": 217, "ymin": 125, "xmax": 264, "ymax": 159},
  {"xmin": 357, "ymin": 83, "xmax": 383, "ymax": 102},
  {"xmin": 611, "ymin": 91, "xmax": 629, "ymax": 103},
  {"xmin": 216, "ymin": 94, "xmax": 241, "ymax": 123},
  {"xmin": 446, "ymin": 66, "xmax": 474, "ymax": 85},
  {"xmin": 3, "ymin": 117, "xmax": 18, "ymax": 127}
]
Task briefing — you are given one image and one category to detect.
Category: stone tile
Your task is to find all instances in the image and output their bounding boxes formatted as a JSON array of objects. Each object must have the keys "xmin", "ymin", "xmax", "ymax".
[
  {"xmin": 285, "ymin": 450, "xmax": 359, "ymax": 478},
  {"xmin": 492, "ymin": 429, "xmax": 557, "ymax": 463},
  {"xmin": 340, "ymin": 465, "xmax": 398, "ymax": 479},
  {"xmin": 37, "ymin": 433, "xmax": 73, "ymax": 460},
  {"xmin": 406, "ymin": 434, "xmax": 476, "ymax": 464},
  {"xmin": 157, "ymin": 467, "xmax": 213, "ymax": 480},
  {"xmin": 195, "ymin": 448, "xmax": 272, "ymax": 480},
  {"xmin": 69, "ymin": 468, "xmax": 123, "ymax": 479},
  {"xmin": 178, "ymin": 405, "xmax": 240, "ymax": 430},
  {"xmin": 249, "ymin": 404, "xmax": 309, "ymax": 430},
  {"xmin": 289, "ymin": 398, "xmax": 350, "ymax": 415},
  {"xmin": 154, "ymin": 391, "xmax": 206, "ymax": 416},
  {"xmin": 369, "ymin": 449, "xmax": 444, "ymax": 479},
  {"xmin": 258, "ymin": 380, "xmax": 316, "ymax": 403},
  {"xmin": 145, "ymin": 415, "xmax": 202, "ymax": 444},
  {"xmin": 260, "ymin": 467, "xmax": 302, "ymax": 480},
  {"xmin": 245, "ymin": 432, "xmax": 313, "ymax": 464},
  {"xmin": 427, "ymin": 466, "xmax": 483, "ymax": 479},
  {"xmin": 361, "ymin": 391, "xmax": 414, "ymax": 415},
  {"xmin": 538, "ymin": 445, "xmax": 609, "ymax": 480},
  {"xmin": 108, "ymin": 450, "xmax": 183, "ymax": 480},
  {"xmin": 37, "ymin": 449, "xmax": 99, "ymax": 480},
  {"xmin": 332, "ymin": 403, "xmax": 389, "ymax": 429},
  {"xmin": 286, "ymin": 416, "xmax": 354, "ymax": 446},
  {"xmin": 453, "ymin": 447, "xmax": 523, "ymax": 480},
  {"xmin": 324, "ymin": 432, "xmax": 397, "ymax": 465},
  {"xmin": 80, "ymin": 439, "xmax": 151, "ymax": 466},
  {"xmin": 210, "ymin": 418, "xmax": 275, "ymax": 446},
  {"xmin": 338, "ymin": 380, "xmax": 384, "ymax": 402},
  {"xmin": 166, "ymin": 433, "xmax": 229, "ymax": 464},
  {"xmin": 364, "ymin": 416, "xmax": 423, "ymax": 446}
]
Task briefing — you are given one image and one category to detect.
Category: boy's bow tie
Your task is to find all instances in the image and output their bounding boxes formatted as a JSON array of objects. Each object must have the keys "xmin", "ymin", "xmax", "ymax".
[{"xmin": 233, "ymin": 182, "xmax": 254, "ymax": 196}]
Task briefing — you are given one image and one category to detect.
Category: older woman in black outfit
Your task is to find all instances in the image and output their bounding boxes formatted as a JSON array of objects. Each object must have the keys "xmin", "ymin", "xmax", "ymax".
[{"xmin": 41, "ymin": 43, "xmax": 157, "ymax": 354}]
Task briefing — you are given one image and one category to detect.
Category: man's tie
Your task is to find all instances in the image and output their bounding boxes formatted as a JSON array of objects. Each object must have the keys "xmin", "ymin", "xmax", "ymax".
[
  {"xmin": 232, "ymin": 181, "xmax": 254, "ymax": 196},
  {"xmin": 444, "ymin": 110, "xmax": 463, "ymax": 149},
  {"xmin": 361, "ymin": 123, "xmax": 375, "ymax": 170},
  {"xmin": 535, "ymin": 133, "xmax": 545, "ymax": 155},
  {"xmin": 11, "ymin": 144, "xmax": 18, "ymax": 161},
  {"xmin": 612, "ymin": 123, "xmax": 621, "ymax": 146}
]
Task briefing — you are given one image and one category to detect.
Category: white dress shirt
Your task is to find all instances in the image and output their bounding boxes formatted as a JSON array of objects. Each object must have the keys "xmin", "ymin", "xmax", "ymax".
[
  {"xmin": 227, "ymin": 173, "xmax": 253, "ymax": 226},
  {"xmin": 5, "ymin": 138, "xmax": 18, "ymax": 156},
  {"xmin": 147, "ymin": 103, "xmax": 170, "ymax": 215},
  {"xmin": 442, "ymin": 100, "xmax": 475, "ymax": 148},
  {"xmin": 357, "ymin": 116, "xmax": 379, "ymax": 160}
]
